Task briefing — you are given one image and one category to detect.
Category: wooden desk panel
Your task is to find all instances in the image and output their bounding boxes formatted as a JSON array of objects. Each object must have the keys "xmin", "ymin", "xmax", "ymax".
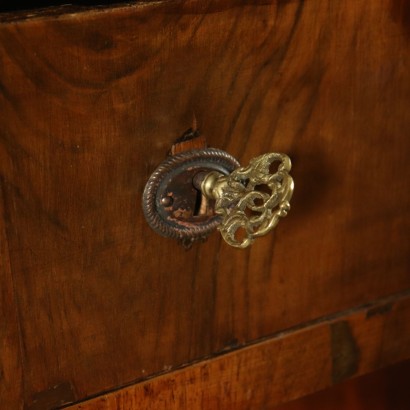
[
  {"xmin": 0, "ymin": 0, "xmax": 409, "ymax": 408},
  {"xmin": 66, "ymin": 294, "xmax": 410, "ymax": 410}
]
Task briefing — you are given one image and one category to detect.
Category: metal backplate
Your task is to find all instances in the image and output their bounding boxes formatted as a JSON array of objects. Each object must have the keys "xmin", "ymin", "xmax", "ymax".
[{"xmin": 142, "ymin": 148, "xmax": 239, "ymax": 242}]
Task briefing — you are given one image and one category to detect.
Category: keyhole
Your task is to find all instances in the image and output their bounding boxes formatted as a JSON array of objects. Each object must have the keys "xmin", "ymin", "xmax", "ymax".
[{"xmin": 193, "ymin": 188, "xmax": 203, "ymax": 216}]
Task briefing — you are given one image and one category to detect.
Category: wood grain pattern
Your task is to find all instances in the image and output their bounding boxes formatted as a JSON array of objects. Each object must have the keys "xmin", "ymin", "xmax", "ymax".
[
  {"xmin": 0, "ymin": 181, "xmax": 24, "ymax": 409},
  {"xmin": 274, "ymin": 359, "xmax": 410, "ymax": 410},
  {"xmin": 66, "ymin": 293, "xmax": 410, "ymax": 410},
  {"xmin": 0, "ymin": 0, "xmax": 409, "ymax": 408}
]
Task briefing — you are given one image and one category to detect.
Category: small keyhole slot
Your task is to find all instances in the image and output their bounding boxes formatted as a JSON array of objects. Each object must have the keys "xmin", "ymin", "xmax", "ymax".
[{"xmin": 193, "ymin": 188, "xmax": 202, "ymax": 216}]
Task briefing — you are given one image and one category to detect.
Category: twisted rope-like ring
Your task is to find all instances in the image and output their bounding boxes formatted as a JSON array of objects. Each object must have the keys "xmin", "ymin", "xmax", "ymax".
[{"xmin": 142, "ymin": 148, "xmax": 239, "ymax": 241}]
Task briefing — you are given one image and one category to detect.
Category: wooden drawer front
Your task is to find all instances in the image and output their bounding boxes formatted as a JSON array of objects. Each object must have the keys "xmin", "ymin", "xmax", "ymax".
[{"xmin": 0, "ymin": 0, "xmax": 409, "ymax": 408}]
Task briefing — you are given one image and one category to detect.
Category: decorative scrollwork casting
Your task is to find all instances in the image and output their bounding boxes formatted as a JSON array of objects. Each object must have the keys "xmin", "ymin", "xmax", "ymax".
[{"xmin": 201, "ymin": 153, "xmax": 294, "ymax": 248}]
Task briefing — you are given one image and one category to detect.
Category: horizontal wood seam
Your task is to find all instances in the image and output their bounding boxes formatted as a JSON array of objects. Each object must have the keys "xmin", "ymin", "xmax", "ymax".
[{"xmin": 58, "ymin": 288, "xmax": 410, "ymax": 409}]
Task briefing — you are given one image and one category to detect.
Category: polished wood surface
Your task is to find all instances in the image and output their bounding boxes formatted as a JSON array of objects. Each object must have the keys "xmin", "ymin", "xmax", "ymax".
[
  {"xmin": 274, "ymin": 360, "xmax": 410, "ymax": 410},
  {"xmin": 0, "ymin": 182, "xmax": 23, "ymax": 409},
  {"xmin": 1, "ymin": 0, "xmax": 409, "ymax": 408},
  {"xmin": 67, "ymin": 294, "xmax": 410, "ymax": 410}
]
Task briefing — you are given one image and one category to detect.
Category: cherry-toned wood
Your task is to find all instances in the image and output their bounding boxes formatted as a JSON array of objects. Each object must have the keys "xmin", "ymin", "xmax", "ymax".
[
  {"xmin": 0, "ymin": 183, "xmax": 23, "ymax": 410},
  {"xmin": 274, "ymin": 359, "xmax": 410, "ymax": 410},
  {"xmin": 66, "ymin": 294, "xmax": 410, "ymax": 410},
  {"xmin": 0, "ymin": 0, "xmax": 409, "ymax": 408}
]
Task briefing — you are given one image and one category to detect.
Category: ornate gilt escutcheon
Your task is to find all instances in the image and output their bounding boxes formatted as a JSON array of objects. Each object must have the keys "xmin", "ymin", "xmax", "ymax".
[{"xmin": 142, "ymin": 131, "xmax": 294, "ymax": 248}]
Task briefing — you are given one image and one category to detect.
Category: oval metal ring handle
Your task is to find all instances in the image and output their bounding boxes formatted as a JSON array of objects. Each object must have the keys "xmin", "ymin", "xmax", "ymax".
[
  {"xmin": 142, "ymin": 148, "xmax": 240, "ymax": 243},
  {"xmin": 142, "ymin": 148, "xmax": 294, "ymax": 248}
]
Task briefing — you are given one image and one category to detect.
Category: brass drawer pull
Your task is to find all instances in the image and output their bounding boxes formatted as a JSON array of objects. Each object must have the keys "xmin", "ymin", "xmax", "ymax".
[{"xmin": 142, "ymin": 138, "xmax": 294, "ymax": 248}]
